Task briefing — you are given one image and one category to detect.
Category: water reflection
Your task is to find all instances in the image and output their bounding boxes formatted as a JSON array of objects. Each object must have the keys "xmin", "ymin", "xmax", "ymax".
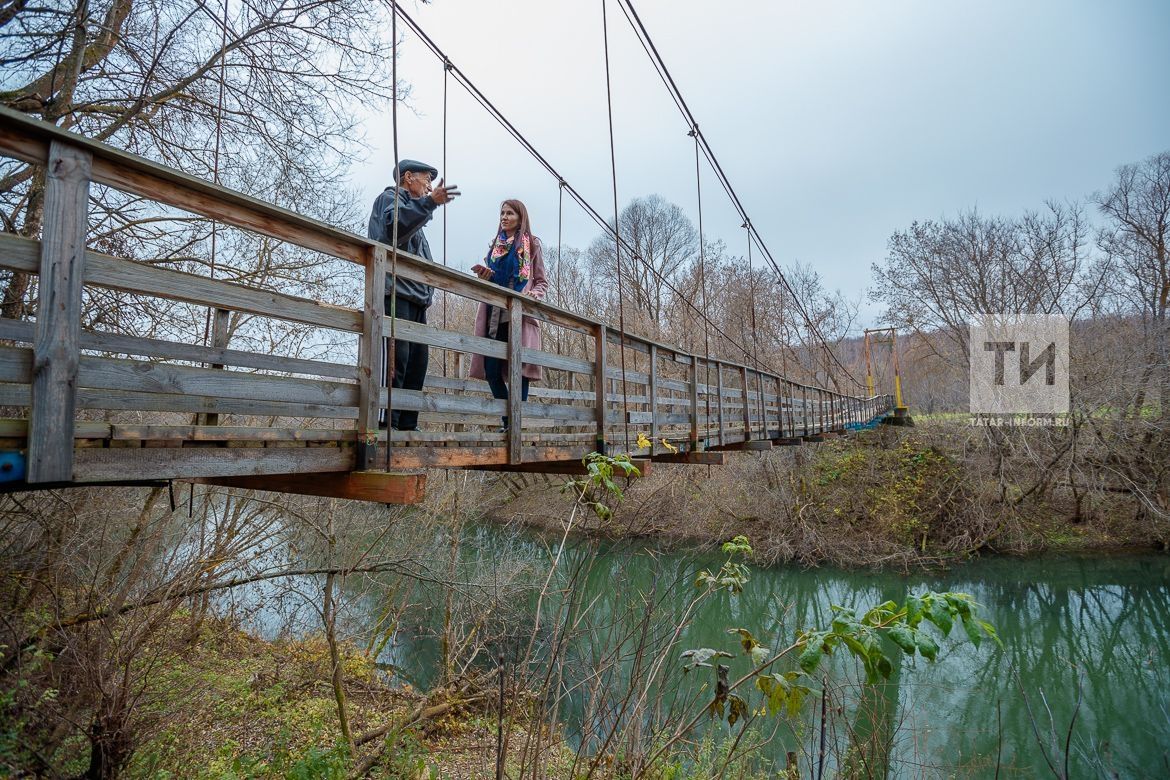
[{"xmin": 366, "ymin": 526, "xmax": 1170, "ymax": 777}]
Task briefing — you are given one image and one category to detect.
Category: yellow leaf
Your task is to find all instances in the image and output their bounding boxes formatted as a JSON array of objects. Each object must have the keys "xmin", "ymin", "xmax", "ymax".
[
  {"xmin": 636, "ymin": 432, "xmax": 651, "ymax": 450},
  {"xmin": 661, "ymin": 438, "xmax": 678, "ymax": 454}
]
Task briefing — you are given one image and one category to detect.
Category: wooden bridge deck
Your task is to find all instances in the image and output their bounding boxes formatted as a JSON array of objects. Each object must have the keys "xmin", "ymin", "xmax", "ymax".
[{"xmin": 0, "ymin": 107, "xmax": 893, "ymax": 503}]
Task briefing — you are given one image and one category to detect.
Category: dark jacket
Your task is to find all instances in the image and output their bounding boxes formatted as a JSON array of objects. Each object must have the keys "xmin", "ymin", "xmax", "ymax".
[{"xmin": 367, "ymin": 186, "xmax": 437, "ymax": 306}]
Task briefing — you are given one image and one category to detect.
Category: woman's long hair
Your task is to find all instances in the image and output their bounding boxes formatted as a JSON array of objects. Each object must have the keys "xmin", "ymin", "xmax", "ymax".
[{"xmin": 500, "ymin": 199, "xmax": 533, "ymax": 240}]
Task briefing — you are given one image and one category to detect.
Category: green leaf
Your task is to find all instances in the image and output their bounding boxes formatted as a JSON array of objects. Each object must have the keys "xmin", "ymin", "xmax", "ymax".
[
  {"xmin": 905, "ymin": 595, "xmax": 923, "ymax": 625},
  {"xmin": 887, "ymin": 624, "xmax": 917, "ymax": 656},
  {"xmin": 978, "ymin": 619, "xmax": 1002, "ymax": 647},
  {"xmin": 961, "ymin": 615, "xmax": 982, "ymax": 648},
  {"xmin": 798, "ymin": 638, "xmax": 825, "ymax": 674},
  {"xmin": 915, "ymin": 631, "xmax": 939, "ymax": 662},
  {"xmin": 927, "ymin": 598, "xmax": 954, "ymax": 636}
]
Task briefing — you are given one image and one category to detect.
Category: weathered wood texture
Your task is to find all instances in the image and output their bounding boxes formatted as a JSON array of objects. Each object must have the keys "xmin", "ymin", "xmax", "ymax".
[
  {"xmin": 197, "ymin": 470, "xmax": 425, "ymax": 504},
  {"xmin": 0, "ymin": 108, "xmax": 895, "ymax": 498},
  {"xmin": 28, "ymin": 142, "xmax": 91, "ymax": 482}
]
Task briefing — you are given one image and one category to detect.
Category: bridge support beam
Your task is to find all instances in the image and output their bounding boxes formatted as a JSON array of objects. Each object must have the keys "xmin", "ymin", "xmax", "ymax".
[
  {"xmin": 651, "ymin": 451, "xmax": 726, "ymax": 465},
  {"xmin": 194, "ymin": 470, "xmax": 426, "ymax": 505},
  {"xmin": 714, "ymin": 440, "xmax": 772, "ymax": 452},
  {"xmin": 470, "ymin": 458, "xmax": 652, "ymax": 477}
]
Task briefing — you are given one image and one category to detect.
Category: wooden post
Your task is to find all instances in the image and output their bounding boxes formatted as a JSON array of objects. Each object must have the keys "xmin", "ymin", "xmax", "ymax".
[
  {"xmin": 28, "ymin": 141, "xmax": 92, "ymax": 483},
  {"xmin": 648, "ymin": 343, "xmax": 658, "ymax": 454},
  {"xmin": 740, "ymin": 364, "xmax": 751, "ymax": 441},
  {"xmin": 802, "ymin": 385, "xmax": 809, "ymax": 437},
  {"xmin": 593, "ymin": 324, "xmax": 607, "ymax": 454},
  {"xmin": 507, "ymin": 297, "xmax": 523, "ymax": 464},
  {"xmin": 772, "ymin": 376, "xmax": 781, "ymax": 439},
  {"xmin": 716, "ymin": 362, "xmax": 725, "ymax": 447},
  {"xmin": 200, "ymin": 307, "xmax": 231, "ymax": 427},
  {"xmin": 356, "ymin": 245, "xmax": 387, "ymax": 471},
  {"xmin": 689, "ymin": 356, "xmax": 700, "ymax": 451},
  {"xmin": 757, "ymin": 371, "xmax": 768, "ymax": 439}
]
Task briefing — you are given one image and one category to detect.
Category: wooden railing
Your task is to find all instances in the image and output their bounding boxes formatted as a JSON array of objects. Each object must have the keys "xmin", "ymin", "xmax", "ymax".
[{"xmin": 0, "ymin": 106, "xmax": 893, "ymax": 485}]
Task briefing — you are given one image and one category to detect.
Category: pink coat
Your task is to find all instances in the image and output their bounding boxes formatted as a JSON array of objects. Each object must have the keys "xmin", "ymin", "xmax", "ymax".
[{"xmin": 469, "ymin": 236, "xmax": 549, "ymax": 382}]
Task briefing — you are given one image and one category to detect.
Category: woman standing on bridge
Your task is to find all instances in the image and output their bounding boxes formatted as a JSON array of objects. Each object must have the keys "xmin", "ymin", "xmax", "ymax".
[{"xmin": 470, "ymin": 199, "xmax": 549, "ymax": 430}]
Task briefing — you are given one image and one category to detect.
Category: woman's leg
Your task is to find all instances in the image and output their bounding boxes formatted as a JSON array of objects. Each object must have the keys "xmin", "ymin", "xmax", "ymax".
[
  {"xmin": 486, "ymin": 321, "xmax": 511, "ymax": 427},
  {"xmin": 483, "ymin": 355, "xmax": 508, "ymax": 401},
  {"xmin": 520, "ymin": 377, "xmax": 531, "ymax": 402}
]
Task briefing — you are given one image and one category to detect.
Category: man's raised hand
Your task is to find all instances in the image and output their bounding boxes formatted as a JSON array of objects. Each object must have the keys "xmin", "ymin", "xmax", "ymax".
[{"xmin": 432, "ymin": 179, "xmax": 460, "ymax": 205}]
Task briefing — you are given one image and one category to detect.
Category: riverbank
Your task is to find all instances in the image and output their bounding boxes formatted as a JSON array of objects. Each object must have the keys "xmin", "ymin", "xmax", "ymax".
[
  {"xmin": 485, "ymin": 423, "xmax": 1161, "ymax": 569},
  {"xmin": 105, "ymin": 617, "xmax": 559, "ymax": 779}
]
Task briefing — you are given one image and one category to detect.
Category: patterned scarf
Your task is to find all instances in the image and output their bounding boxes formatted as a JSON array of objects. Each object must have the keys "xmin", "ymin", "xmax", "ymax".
[{"xmin": 486, "ymin": 230, "xmax": 532, "ymax": 291}]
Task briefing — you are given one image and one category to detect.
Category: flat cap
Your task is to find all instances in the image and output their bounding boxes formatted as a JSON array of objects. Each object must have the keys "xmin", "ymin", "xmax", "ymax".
[{"xmin": 394, "ymin": 159, "xmax": 439, "ymax": 180}]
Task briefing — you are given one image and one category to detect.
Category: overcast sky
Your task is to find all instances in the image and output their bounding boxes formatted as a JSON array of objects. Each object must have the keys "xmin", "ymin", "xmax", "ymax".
[{"xmin": 348, "ymin": 0, "xmax": 1170, "ymax": 328}]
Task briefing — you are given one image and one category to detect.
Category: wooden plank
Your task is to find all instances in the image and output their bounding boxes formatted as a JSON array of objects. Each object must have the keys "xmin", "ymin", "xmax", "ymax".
[
  {"xmin": 389, "ymin": 316, "xmax": 506, "ymax": 359},
  {"xmin": 0, "ymin": 344, "xmax": 31, "ymax": 383},
  {"xmin": 196, "ymin": 470, "xmax": 426, "ymax": 505},
  {"xmin": 0, "ymin": 418, "xmax": 109, "ymax": 439},
  {"xmin": 72, "ymin": 445, "xmax": 352, "ymax": 481},
  {"xmin": 0, "ymin": 233, "xmax": 364, "ymax": 333},
  {"xmin": 92, "ymin": 158, "xmax": 367, "ymax": 263},
  {"xmin": 357, "ymin": 245, "xmax": 386, "ymax": 470},
  {"xmin": 76, "ymin": 386, "xmax": 358, "ymax": 419},
  {"xmin": 507, "ymin": 297, "xmax": 523, "ymax": 463},
  {"xmin": 594, "ymin": 323, "xmax": 607, "ymax": 453},
  {"xmin": 520, "ymin": 347, "xmax": 593, "ymax": 375},
  {"xmin": 106, "ymin": 424, "xmax": 352, "ymax": 442},
  {"xmin": 81, "ymin": 329, "xmax": 354, "ymax": 379},
  {"xmin": 28, "ymin": 141, "xmax": 92, "ymax": 482},
  {"xmin": 625, "ymin": 411, "xmax": 691, "ymax": 426},
  {"xmin": 77, "ymin": 354, "xmax": 358, "ymax": 407},
  {"xmin": 605, "ymin": 329, "xmax": 651, "ymax": 355}
]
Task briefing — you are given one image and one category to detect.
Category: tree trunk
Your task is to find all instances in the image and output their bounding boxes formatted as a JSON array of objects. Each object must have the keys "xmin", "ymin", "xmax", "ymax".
[{"xmin": 1, "ymin": 166, "xmax": 46, "ymax": 321}]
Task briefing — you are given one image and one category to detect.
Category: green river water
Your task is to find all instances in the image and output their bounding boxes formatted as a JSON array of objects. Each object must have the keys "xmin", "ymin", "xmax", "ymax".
[{"xmin": 381, "ymin": 526, "xmax": 1168, "ymax": 778}]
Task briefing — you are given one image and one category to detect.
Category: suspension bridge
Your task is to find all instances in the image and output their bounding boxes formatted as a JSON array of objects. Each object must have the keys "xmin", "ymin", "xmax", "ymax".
[
  {"xmin": 0, "ymin": 106, "xmax": 895, "ymax": 503},
  {"xmin": 0, "ymin": 2, "xmax": 905, "ymax": 505}
]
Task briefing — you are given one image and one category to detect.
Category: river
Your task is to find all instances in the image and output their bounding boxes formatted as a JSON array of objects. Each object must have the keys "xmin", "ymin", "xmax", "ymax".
[{"xmin": 378, "ymin": 525, "xmax": 1169, "ymax": 778}]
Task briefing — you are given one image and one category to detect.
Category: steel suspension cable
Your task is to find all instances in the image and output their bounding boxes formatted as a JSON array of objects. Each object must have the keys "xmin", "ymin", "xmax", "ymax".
[
  {"xmin": 600, "ymin": 0, "xmax": 631, "ymax": 453},
  {"xmin": 201, "ymin": 0, "xmax": 230, "ymax": 351},
  {"xmin": 384, "ymin": 1, "xmax": 768, "ymax": 376},
  {"xmin": 616, "ymin": 0, "xmax": 863, "ymax": 390},
  {"xmin": 385, "ymin": 0, "xmax": 400, "ymax": 471},
  {"xmin": 692, "ymin": 128, "xmax": 712, "ymax": 447}
]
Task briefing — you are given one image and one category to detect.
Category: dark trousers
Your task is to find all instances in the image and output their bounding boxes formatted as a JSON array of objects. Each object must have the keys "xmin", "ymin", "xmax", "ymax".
[
  {"xmin": 382, "ymin": 296, "xmax": 429, "ymax": 430},
  {"xmin": 484, "ymin": 321, "xmax": 529, "ymax": 423}
]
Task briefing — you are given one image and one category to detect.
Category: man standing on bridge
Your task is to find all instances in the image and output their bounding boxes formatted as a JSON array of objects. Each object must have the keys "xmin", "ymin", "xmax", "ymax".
[{"xmin": 368, "ymin": 160, "xmax": 460, "ymax": 430}]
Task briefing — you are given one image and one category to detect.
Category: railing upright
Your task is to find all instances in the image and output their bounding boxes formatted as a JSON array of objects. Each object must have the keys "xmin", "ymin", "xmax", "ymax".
[
  {"xmin": 648, "ymin": 344, "xmax": 658, "ymax": 452},
  {"xmin": 28, "ymin": 141, "xmax": 92, "ymax": 483},
  {"xmin": 356, "ymin": 245, "xmax": 387, "ymax": 471},
  {"xmin": 507, "ymin": 297, "xmax": 524, "ymax": 464},
  {"xmin": 593, "ymin": 324, "xmax": 607, "ymax": 454}
]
